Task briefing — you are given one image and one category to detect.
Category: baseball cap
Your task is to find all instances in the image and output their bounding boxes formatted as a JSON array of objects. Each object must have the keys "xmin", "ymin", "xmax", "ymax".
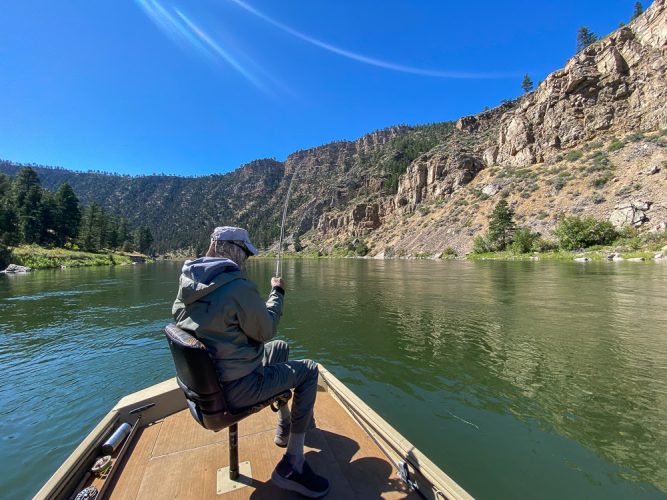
[{"xmin": 210, "ymin": 226, "xmax": 259, "ymax": 256}]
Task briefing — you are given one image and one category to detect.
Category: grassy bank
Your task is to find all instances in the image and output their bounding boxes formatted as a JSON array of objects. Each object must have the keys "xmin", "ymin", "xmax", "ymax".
[
  {"xmin": 8, "ymin": 245, "xmax": 150, "ymax": 270},
  {"xmin": 467, "ymin": 232, "xmax": 667, "ymax": 262},
  {"xmin": 468, "ymin": 249, "xmax": 659, "ymax": 261}
]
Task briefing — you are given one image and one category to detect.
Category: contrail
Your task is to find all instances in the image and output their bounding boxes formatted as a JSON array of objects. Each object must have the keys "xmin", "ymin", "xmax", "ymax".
[
  {"xmin": 227, "ymin": 0, "xmax": 517, "ymax": 79},
  {"xmin": 174, "ymin": 10, "xmax": 264, "ymax": 89},
  {"xmin": 134, "ymin": 0, "xmax": 264, "ymax": 89}
]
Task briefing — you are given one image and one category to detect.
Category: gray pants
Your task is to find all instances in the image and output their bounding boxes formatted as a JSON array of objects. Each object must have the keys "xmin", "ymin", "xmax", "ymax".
[{"xmin": 222, "ymin": 340, "xmax": 318, "ymax": 434}]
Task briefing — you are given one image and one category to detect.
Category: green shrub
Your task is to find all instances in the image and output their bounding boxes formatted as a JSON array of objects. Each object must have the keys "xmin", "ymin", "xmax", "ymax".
[
  {"xmin": 414, "ymin": 252, "xmax": 432, "ymax": 259},
  {"xmin": 536, "ymin": 210, "xmax": 549, "ymax": 220},
  {"xmin": 532, "ymin": 238, "xmax": 559, "ymax": 252},
  {"xmin": 442, "ymin": 247, "xmax": 457, "ymax": 257},
  {"xmin": 554, "ymin": 216, "xmax": 619, "ymax": 250},
  {"xmin": 626, "ymin": 132, "xmax": 645, "ymax": 142},
  {"xmin": 511, "ymin": 228, "xmax": 540, "ymax": 254},
  {"xmin": 592, "ymin": 174, "xmax": 612, "ymax": 188},
  {"xmin": 351, "ymin": 239, "xmax": 369, "ymax": 256},
  {"xmin": 565, "ymin": 150, "xmax": 583, "ymax": 161},
  {"xmin": 616, "ymin": 185, "xmax": 632, "ymax": 197},
  {"xmin": 473, "ymin": 235, "xmax": 493, "ymax": 253},
  {"xmin": 607, "ymin": 139, "xmax": 625, "ymax": 152},
  {"xmin": 584, "ymin": 141, "xmax": 603, "ymax": 151},
  {"xmin": 587, "ymin": 151, "xmax": 611, "ymax": 172},
  {"xmin": 591, "ymin": 192, "xmax": 605, "ymax": 204},
  {"xmin": 0, "ymin": 245, "xmax": 10, "ymax": 269},
  {"xmin": 548, "ymin": 177, "xmax": 567, "ymax": 191}
]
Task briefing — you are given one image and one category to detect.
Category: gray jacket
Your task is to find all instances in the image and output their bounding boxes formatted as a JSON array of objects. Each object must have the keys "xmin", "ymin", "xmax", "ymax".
[{"xmin": 172, "ymin": 257, "xmax": 283, "ymax": 382}]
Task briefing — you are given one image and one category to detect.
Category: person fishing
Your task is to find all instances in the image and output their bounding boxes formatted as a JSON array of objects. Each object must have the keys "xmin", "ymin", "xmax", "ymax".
[{"xmin": 171, "ymin": 226, "xmax": 329, "ymax": 498}]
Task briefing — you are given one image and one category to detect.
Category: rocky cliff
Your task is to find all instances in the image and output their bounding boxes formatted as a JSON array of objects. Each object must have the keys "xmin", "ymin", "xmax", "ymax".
[
  {"xmin": 308, "ymin": 0, "xmax": 667, "ymax": 255},
  {"xmin": 494, "ymin": 0, "xmax": 667, "ymax": 167}
]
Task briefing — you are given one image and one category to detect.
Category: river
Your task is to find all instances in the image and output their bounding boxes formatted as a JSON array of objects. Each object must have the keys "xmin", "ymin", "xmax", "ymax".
[{"xmin": 1, "ymin": 259, "xmax": 666, "ymax": 499}]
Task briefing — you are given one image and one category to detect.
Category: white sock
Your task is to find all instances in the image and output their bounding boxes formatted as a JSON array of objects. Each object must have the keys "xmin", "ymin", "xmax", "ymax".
[
  {"xmin": 286, "ymin": 433, "xmax": 305, "ymax": 472},
  {"xmin": 279, "ymin": 405, "xmax": 290, "ymax": 424}
]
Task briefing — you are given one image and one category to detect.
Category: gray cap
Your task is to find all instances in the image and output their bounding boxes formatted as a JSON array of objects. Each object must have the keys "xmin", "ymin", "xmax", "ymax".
[{"xmin": 210, "ymin": 226, "xmax": 258, "ymax": 256}]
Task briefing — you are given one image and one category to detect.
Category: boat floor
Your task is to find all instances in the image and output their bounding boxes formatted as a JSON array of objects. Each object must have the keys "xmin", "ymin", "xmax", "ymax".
[{"xmin": 105, "ymin": 387, "xmax": 419, "ymax": 499}]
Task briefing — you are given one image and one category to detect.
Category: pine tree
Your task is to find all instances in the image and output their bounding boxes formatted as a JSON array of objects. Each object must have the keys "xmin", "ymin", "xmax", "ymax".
[
  {"xmin": 79, "ymin": 203, "xmax": 102, "ymax": 251},
  {"xmin": 98, "ymin": 209, "xmax": 109, "ymax": 250},
  {"xmin": 13, "ymin": 167, "xmax": 40, "ymax": 208},
  {"xmin": 118, "ymin": 218, "xmax": 130, "ymax": 248},
  {"xmin": 0, "ymin": 203, "xmax": 20, "ymax": 246},
  {"xmin": 488, "ymin": 199, "xmax": 516, "ymax": 251},
  {"xmin": 20, "ymin": 185, "xmax": 44, "ymax": 244},
  {"xmin": 293, "ymin": 234, "xmax": 302, "ymax": 252},
  {"xmin": 632, "ymin": 1, "xmax": 643, "ymax": 20},
  {"xmin": 521, "ymin": 74, "xmax": 534, "ymax": 94},
  {"xmin": 106, "ymin": 216, "xmax": 119, "ymax": 250},
  {"xmin": 135, "ymin": 226, "xmax": 153, "ymax": 254},
  {"xmin": 38, "ymin": 191, "xmax": 58, "ymax": 245},
  {"xmin": 0, "ymin": 174, "xmax": 19, "ymax": 246},
  {"xmin": 54, "ymin": 183, "xmax": 81, "ymax": 246},
  {"xmin": 576, "ymin": 27, "xmax": 598, "ymax": 53}
]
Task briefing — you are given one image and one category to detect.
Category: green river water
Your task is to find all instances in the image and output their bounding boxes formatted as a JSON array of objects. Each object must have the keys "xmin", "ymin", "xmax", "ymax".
[{"xmin": 0, "ymin": 259, "xmax": 666, "ymax": 499}]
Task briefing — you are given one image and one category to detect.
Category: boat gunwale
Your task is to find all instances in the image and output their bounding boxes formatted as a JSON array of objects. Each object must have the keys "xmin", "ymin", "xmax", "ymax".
[{"xmin": 318, "ymin": 366, "xmax": 473, "ymax": 500}]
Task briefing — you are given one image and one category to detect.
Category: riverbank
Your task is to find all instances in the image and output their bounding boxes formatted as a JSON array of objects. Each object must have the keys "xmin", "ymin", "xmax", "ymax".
[
  {"xmin": 468, "ymin": 248, "xmax": 665, "ymax": 262},
  {"xmin": 468, "ymin": 230, "xmax": 667, "ymax": 262},
  {"xmin": 3, "ymin": 245, "xmax": 151, "ymax": 270}
]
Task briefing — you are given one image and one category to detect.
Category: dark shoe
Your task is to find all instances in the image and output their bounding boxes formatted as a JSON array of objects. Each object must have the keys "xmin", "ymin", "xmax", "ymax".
[
  {"xmin": 274, "ymin": 417, "xmax": 317, "ymax": 448},
  {"xmin": 271, "ymin": 455, "xmax": 330, "ymax": 498}
]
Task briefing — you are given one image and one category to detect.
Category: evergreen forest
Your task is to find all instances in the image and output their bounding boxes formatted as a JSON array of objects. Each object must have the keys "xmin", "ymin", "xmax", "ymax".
[{"xmin": 0, "ymin": 167, "xmax": 153, "ymax": 255}]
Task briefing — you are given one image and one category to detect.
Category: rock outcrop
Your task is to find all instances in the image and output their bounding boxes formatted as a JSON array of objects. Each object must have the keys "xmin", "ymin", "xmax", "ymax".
[
  {"xmin": 2, "ymin": 264, "xmax": 32, "ymax": 273},
  {"xmin": 319, "ymin": 202, "xmax": 389, "ymax": 237},
  {"xmin": 610, "ymin": 201, "xmax": 653, "ymax": 227},
  {"xmin": 395, "ymin": 153, "xmax": 484, "ymax": 210},
  {"xmin": 493, "ymin": 0, "xmax": 667, "ymax": 166}
]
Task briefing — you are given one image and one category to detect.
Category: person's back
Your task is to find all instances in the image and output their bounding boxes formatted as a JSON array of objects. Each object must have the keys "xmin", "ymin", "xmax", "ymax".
[{"xmin": 172, "ymin": 226, "xmax": 329, "ymax": 498}]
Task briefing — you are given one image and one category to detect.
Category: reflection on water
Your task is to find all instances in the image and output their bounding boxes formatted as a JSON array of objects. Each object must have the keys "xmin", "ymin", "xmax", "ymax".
[{"xmin": 0, "ymin": 260, "xmax": 666, "ymax": 499}]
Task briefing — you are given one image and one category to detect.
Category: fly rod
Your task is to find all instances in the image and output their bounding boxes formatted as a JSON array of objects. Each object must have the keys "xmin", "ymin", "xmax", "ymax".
[{"xmin": 275, "ymin": 169, "xmax": 298, "ymax": 277}]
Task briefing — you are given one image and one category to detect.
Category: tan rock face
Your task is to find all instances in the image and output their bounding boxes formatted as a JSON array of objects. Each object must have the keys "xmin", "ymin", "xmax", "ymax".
[
  {"xmin": 495, "ymin": 0, "xmax": 667, "ymax": 167},
  {"xmin": 610, "ymin": 201, "xmax": 653, "ymax": 227},
  {"xmin": 318, "ymin": 200, "xmax": 392, "ymax": 237},
  {"xmin": 395, "ymin": 153, "xmax": 485, "ymax": 210}
]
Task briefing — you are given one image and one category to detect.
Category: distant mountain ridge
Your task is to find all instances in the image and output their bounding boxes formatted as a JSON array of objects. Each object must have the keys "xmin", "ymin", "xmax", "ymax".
[{"xmin": 2, "ymin": 0, "xmax": 666, "ymax": 256}]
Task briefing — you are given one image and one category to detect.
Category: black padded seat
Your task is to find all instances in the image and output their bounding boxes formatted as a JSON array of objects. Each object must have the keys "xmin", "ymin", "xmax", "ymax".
[{"xmin": 164, "ymin": 323, "xmax": 291, "ymax": 479}]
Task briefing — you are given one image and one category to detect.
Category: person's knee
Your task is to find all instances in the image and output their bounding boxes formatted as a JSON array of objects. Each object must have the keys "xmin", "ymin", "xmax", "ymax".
[
  {"xmin": 273, "ymin": 340, "xmax": 289, "ymax": 362},
  {"xmin": 303, "ymin": 359, "xmax": 318, "ymax": 380}
]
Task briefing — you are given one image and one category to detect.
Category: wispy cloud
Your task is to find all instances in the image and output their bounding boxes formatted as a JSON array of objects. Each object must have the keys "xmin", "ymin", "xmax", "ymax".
[
  {"xmin": 134, "ymin": 0, "xmax": 265, "ymax": 89},
  {"xmin": 228, "ymin": 0, "xmax": 517, "ymax": 79}
]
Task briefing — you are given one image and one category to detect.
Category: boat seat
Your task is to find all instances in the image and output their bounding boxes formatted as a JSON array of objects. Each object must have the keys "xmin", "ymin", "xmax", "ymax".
[{"xmin": 164, "ymin": 323, "xmax": 292, "ymax": 480}]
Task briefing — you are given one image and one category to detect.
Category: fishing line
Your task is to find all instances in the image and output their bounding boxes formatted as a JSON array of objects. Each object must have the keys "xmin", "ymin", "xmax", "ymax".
[{"xmin": 275, "ymin": 168, "xmax": 299, "ymax": 277}]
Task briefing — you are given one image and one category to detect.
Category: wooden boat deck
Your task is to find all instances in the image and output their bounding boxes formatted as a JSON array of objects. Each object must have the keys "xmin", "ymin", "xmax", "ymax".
[{"xmin": 104, "ymin": 387, "xmax": 420, "ymax": 499}]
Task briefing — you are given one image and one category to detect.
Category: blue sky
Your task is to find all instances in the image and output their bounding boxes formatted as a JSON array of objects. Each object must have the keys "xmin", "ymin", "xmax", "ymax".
[{"xmin": 0, "ymin": 0, "xmax": 646, "ymax": 176}]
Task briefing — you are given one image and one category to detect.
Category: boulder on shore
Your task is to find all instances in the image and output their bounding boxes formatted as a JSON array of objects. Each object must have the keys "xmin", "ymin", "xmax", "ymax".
[{"xmin": 2, "ymin": 264, "xmax": 32, "ymax": 274}]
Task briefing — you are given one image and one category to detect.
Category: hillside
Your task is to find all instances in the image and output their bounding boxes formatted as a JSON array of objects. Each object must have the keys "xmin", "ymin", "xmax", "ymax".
[{"xmin": 2, "ymin": 0, "xmax": 666, "ymax": 256}]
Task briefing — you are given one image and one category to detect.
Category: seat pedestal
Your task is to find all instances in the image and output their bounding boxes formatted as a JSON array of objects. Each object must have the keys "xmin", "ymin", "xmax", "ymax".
[{"xmin": 217, "ymin": 461, "xmax": 252, "ymax": 494}]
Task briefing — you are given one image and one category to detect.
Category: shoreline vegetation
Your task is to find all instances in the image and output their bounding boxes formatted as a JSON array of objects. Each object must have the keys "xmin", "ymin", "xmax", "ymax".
[
  {"xmin": 0, "ymin": 167, "xmax": 154, "ymax": 271},
  {"xmin": 2, "ymin": 245, "xmax": 152, "ymax": 271},
  {"xmin": 7, "ymin": 236, "xmax": 664, "ymax": 272}
]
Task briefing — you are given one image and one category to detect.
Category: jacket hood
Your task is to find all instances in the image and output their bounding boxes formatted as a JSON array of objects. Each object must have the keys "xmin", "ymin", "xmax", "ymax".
[{"xmin": 177, "ymin": 257, "xmax": 242, "ymax": 305}]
